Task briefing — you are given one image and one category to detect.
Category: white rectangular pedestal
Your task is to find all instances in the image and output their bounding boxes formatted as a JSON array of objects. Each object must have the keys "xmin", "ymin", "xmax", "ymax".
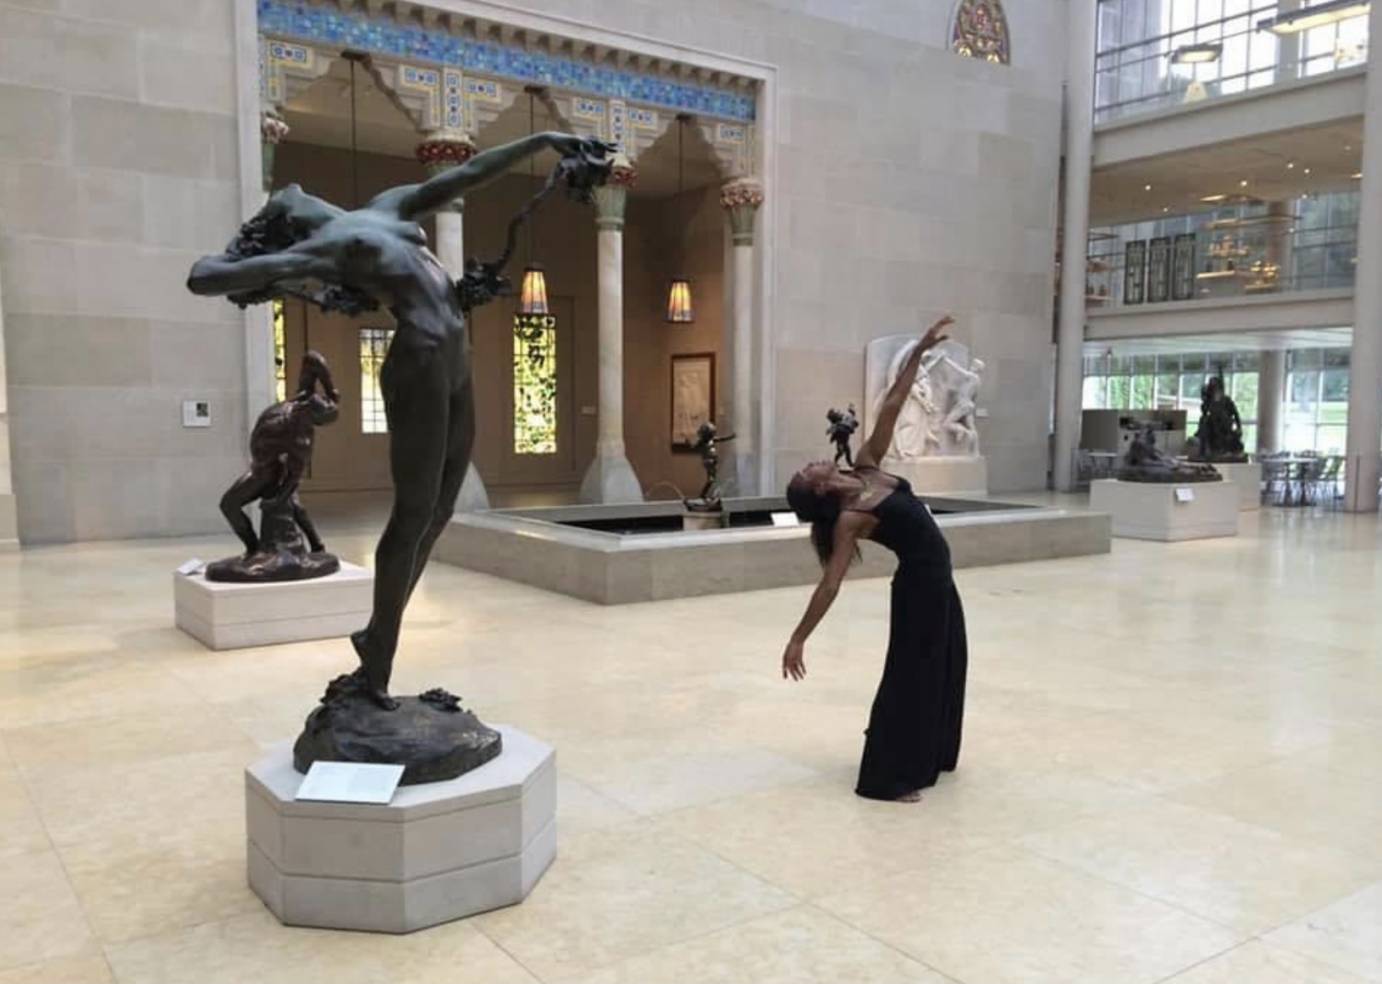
[
  {"xmin": 174, "ymin": 561, "xmax": 373, "ymax": 650},
  {"xmin": 245, "ymin": 726, "xmax": 556, "ymax": 933},
  {"xmin": 1212, "ymin": 461, "xmax": 1262, "ymax": 511},
  {"xmin": 1089, "ymin": 479, "xmax": 1239, "ymax": 541},
  {"xmin": 883, "ymin": 456, "xmax": 987, "ymax": 495}
]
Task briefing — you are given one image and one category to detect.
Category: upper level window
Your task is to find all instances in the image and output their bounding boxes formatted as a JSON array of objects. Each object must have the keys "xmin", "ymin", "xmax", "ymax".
[
  {"xmin": 272, "ymin": 299, "xmax": 287, "ymax": 402},
  {"xmin": 1095, "ymin": 0, "xmax": 1370, "ymax": 122},
  {"xmin": 952, "ymin": 0, "xmax": 1011, "ymax": 64}
]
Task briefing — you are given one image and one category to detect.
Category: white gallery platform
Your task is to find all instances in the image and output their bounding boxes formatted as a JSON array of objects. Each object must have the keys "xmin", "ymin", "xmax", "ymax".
[
  {"xmin": 245, "ymin": 726, "xmax": 556, "ymax": 934},
  {"xmin": 1089, "ymin": 479, "xmax": 1240, "ymax": 542},
  {"xmin": 174, "ymin": 561, "xmax": 373, "ymax": 649},
  {"xmin": 1212, "ymin": 461, "xmax": 1262, "ymax": 511}
]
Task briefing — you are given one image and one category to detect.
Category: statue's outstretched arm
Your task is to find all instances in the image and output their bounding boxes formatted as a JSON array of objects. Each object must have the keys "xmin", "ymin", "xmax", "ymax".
[
  {"xmin": 187, "ymin": 251, "xmax": 334, "ymax": 297},
  {"xmin": 380, "ymin": 131, "xmax": 587, "ymax": 221}
]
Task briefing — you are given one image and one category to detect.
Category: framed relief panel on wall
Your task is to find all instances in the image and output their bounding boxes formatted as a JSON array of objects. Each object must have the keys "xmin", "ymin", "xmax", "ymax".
[
  {"xmin": 671, "ymin": 352, "xmax": 715, "ymax": 452},
  {"xmin": 1147, "ymin": 235, "xmax": 1172, "ymax": 303},
  {"xmin": 1124, "ymin": 240, "xmax": 1147, "ymax": 305}
]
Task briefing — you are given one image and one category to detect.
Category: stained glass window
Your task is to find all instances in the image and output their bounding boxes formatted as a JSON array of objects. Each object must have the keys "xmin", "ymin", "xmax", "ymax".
[
  {"xmin": 513, "ymin": 314, "xmax": 558, "ymax": 455},
  {"xmin": 359, "ymin": 327, "xmax": 393, "ymax": 434},
  {"xmin": 952, "ymin": 0, "xmax": 1011, "ymax": 65},
  {"xmin": 272, "ymin": 299, "xmax": 287, "ymax": 402}
]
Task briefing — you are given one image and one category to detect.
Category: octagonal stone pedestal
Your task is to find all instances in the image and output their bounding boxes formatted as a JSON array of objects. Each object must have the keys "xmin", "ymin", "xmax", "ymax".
[{"xmin": 245, "ymin": 726, "xmax": 555, "ymax": 933}]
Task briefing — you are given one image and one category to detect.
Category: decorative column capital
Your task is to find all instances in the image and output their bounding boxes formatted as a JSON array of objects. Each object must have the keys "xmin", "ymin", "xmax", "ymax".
[
  {"xmin": 416, "ymin": 128, "xmax": 477, "ymax": 212},
  {"xmin": 260, "ymin": 107, "xmax": 290, "ymax": 194},
  {"xmin": 720, "ymin": 177, "xmax": 764, "ymax": 246},
  {"xmin": 594, "ymin": 153, "xmax": 637, "ymax": 231}
]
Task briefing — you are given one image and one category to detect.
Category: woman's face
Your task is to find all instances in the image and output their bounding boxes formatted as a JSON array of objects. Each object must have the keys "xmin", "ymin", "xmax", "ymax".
[{"xmin": 795, "ymin": 461, "xmax": 838, "ymax": 494}]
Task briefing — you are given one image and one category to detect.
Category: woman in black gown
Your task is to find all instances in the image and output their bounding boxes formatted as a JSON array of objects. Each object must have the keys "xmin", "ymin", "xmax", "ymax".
[{"xmin": 783, "ymin": 316, "xmax": 967, "ymax": 802}]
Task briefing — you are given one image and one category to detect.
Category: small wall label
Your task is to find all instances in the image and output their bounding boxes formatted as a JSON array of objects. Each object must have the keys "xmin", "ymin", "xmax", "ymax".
[{"xmin": 182, "ymin": 400, "xmax": 211, "ymax": 428}]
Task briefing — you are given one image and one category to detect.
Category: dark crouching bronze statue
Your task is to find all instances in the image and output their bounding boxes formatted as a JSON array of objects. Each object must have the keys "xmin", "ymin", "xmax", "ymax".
[
  {"xmin": 207, "ymin": 351, "xmax": 340, "ymax": 582},
  {"xmin": 188, "ymin": 130, "xmax": 611, "ymax": 783},
  {"xmin": 1189, "ymin": 369, "xmax": 1248, "ymax": 462},
  {"xmin": 1118, "ymin": 425, "xmax": 1222, "ymax": 483}
]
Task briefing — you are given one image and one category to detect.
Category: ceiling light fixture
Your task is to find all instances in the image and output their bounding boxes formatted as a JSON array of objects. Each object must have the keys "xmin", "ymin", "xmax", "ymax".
[
  {"xmin": 664, "ymin": 113, "xmax": 695, "ymax": 325},
  {"xmin": 1303, "ymin": 166, "xmax": 1312, "ymax": 175},
  {"xmin": 1201, "ymin": 193, "xmax": 1228, "ymax": 203},
  {"xmin": 1257, "ymin": 0, "xmax": 1369, "ymax": 35},
  {"xmin": 1239, "ymin": 179, "xmax": 1250, "ymax": 187},
  {"xmin": 518, "ymin": 87, "xmax": 550, "ymax": 316},
  {"xmin": 1286, "ymin": 161, "xmax": 1296, "ymax": 169},
  {"xmin": 1144, "ymin": 183, "xmax": 1153, "ymax": 191},
  {"xmin": 1171, "ymin": 41, "xmax": 1224, "ymax": 63},
  {"xmin": 1353, "ymin": 171, "xmax": 1364, "ymax": 179}
]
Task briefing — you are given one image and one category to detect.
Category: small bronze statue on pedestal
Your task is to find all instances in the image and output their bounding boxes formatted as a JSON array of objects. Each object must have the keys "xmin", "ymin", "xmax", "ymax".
[
  {"xmin": 684, "ymin": 421, "xmax": 735, "ymax": 513},
  {"xmin": 207, "ymin": 351, "xmax": 340, "ymax": 582},
  {"xmin": 1118, "ymin": 425, "xmax": 1222, "ymax": 483},
  {"xmin": 827, "ymin": 404, "xmax": 860, "ymax": 469}
]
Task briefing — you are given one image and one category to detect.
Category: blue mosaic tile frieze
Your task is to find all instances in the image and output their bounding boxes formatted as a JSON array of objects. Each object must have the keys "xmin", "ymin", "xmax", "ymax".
[{"xmin": 257, "ymin": 0, "xmax": 756, "ymax": 122}]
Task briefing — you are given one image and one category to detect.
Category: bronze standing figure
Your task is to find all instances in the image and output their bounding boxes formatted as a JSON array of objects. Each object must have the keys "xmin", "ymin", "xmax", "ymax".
[{"xmin": 189, "ymin": 131, "xmax": 610, "ymax": 713}]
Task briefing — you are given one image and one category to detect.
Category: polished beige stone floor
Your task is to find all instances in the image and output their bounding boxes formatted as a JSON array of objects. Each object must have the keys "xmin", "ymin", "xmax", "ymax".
[{"xmin": 2, "ymin": 503, "xmax": 1381, "ymax": 984}]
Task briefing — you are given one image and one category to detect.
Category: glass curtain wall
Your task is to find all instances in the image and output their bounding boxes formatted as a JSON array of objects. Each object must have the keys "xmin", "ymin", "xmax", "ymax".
[
  {"xmin": 1083, "ymin": 346, "xmax": 1352, "ymax": 453},
  {"xmin": 1082, "ymin": 351, "xmax": 1262, "ymax": 448},
  {"xmin": 1095, "ymin": 0, "xmax": 1370, "ymax": 122}
]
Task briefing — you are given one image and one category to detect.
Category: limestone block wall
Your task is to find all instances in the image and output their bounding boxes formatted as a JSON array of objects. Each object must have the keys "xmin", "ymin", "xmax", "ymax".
[
  {"xmin": 0, "ymin": 0, "xmax": 1066, "ymax": 542},
  {"xmin": 527, "ymin": 0, "xmax": 1067, "ymax": 493},
  {"xmin": 0, "ymin": 0, "xmax": 245, "ymax": 542}
]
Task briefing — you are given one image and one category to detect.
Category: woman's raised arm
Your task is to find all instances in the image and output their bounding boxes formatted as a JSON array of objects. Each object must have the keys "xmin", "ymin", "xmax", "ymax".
[{"xmin": 858, "ymin": 315, "xmax": 953, "ymax": 467}]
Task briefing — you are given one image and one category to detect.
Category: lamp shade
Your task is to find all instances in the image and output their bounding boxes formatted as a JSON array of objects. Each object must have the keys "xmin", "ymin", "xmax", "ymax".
[
  {"xmin": 665, "ymin": 278, "xmax": 694, "ymax": 324},
  {"xmin": 1257, "ymin": 0, "xmax": 1368, "ymax": 34},
  {"xmin": 519, "ymin": 265, "xmax": 549, "ymax": 316}
]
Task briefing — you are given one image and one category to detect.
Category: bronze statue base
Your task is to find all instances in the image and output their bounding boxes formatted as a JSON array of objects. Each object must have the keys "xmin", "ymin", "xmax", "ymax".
[
  {"xmin": 294, "ymin": 671, "xmax": 502, "ymax": 786},
  {"xmin": 1117, "ymin": 467, "xmax": 1223, "ymax": 484},
  {"xmin": 205, "ymin": 549, "xmax": 340, "ymax": 583}
]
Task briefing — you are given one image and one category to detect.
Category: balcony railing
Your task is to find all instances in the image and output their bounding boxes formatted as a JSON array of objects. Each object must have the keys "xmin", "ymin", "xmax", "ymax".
[
  {"xmin": 1095, "ymin": 0, "xmax": 1369, "ymax": 124},
  {"xmin": 1085, "ymin": 216, "xmax": 1357, "ymax": 309}
]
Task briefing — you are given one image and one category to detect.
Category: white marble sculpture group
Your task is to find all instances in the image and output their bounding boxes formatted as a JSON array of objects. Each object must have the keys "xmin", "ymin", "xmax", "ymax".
[{"xmin": 866, "ymin": 337, "xmax": 986, "ymax": 460}]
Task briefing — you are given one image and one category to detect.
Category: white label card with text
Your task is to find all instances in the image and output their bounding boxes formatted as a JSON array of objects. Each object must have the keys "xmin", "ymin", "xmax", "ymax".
[{"xmin": 295, "ymin": 761, "xmax": 405, "ymax": 805}]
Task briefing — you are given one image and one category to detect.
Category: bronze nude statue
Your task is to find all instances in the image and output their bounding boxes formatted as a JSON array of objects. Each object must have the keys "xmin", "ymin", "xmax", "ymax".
[
  {"xmin": 189, "ymin": 130, "xmax": 611, "ymax": 780},
  {"xmin": 684, "ymin": 420, "xmax": 735, "ymax": 513},
  {"xmin": 207, "ymin": 350, "xmax": 340, "ymax": 582},
  {"xmin": 827, "ymin": 404, "xmax": 859, "ymax": 469}
]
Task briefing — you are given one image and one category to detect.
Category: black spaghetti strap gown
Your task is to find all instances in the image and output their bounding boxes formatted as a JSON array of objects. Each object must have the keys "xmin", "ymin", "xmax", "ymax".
[{"xmin": 853, "ymin": 470, "xmax": 968, "ymax": 800}]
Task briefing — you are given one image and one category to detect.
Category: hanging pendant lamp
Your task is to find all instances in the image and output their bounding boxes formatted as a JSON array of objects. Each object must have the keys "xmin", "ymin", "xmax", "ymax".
[
  {"xmin": 665, "ymin": 114, "xmax": 695, "ymax": 324},
  {"xmin": 519, "ymin": 87, "xmax": 550, "ymax": 316}
]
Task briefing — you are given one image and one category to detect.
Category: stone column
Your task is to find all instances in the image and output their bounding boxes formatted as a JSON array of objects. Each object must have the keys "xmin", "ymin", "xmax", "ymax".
[
  {"xmin": 721, "ymin": 177, "xmax": 764, "ymax": 495},
  {"xmin": 0, "ymin": 265, "xmax": 17, "ymax": 549},
  {"xmin": 1053, "ymin": 0, "xmax": 1098, "ymax": 492},
  {"xmin": 1265, "ymin": 201, "xmax": 1292, "ymax": 291},
  {"xmin": 579, "ymin": 155, "xmax": 643, "ymax": 504},
  {"xmin": 1257, "ymin": 349, "xmax": 1286, "ymax": 454},
  {"xmin": 1344, "ymin": 0, "xmax": 1382, "ymax": 512},
  {"xmin": 417, "ymin": 129, "xmax": 490, "ymax": 511}
]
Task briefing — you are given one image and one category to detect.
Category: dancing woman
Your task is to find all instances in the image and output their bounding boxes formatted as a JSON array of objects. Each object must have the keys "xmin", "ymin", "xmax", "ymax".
[
  {"xmin": 189, "ymin": 131, "xmax": 606, "ymax": 708},
  {"xmin": 783, "ymin": 315, "xmax": 967, "ymax": 801}
]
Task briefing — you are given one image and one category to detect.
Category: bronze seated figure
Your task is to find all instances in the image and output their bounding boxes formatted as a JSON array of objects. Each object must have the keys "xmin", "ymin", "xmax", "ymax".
[{"xmin": 1117, "ymin": 425, "xmax": 1222, "ymax": 484}]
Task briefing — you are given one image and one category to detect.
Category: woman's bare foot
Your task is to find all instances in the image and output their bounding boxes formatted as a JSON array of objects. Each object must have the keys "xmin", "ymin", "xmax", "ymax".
[{"xmin": 896, "ymin": 790, "xmax": 922, "ymax": 803}]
